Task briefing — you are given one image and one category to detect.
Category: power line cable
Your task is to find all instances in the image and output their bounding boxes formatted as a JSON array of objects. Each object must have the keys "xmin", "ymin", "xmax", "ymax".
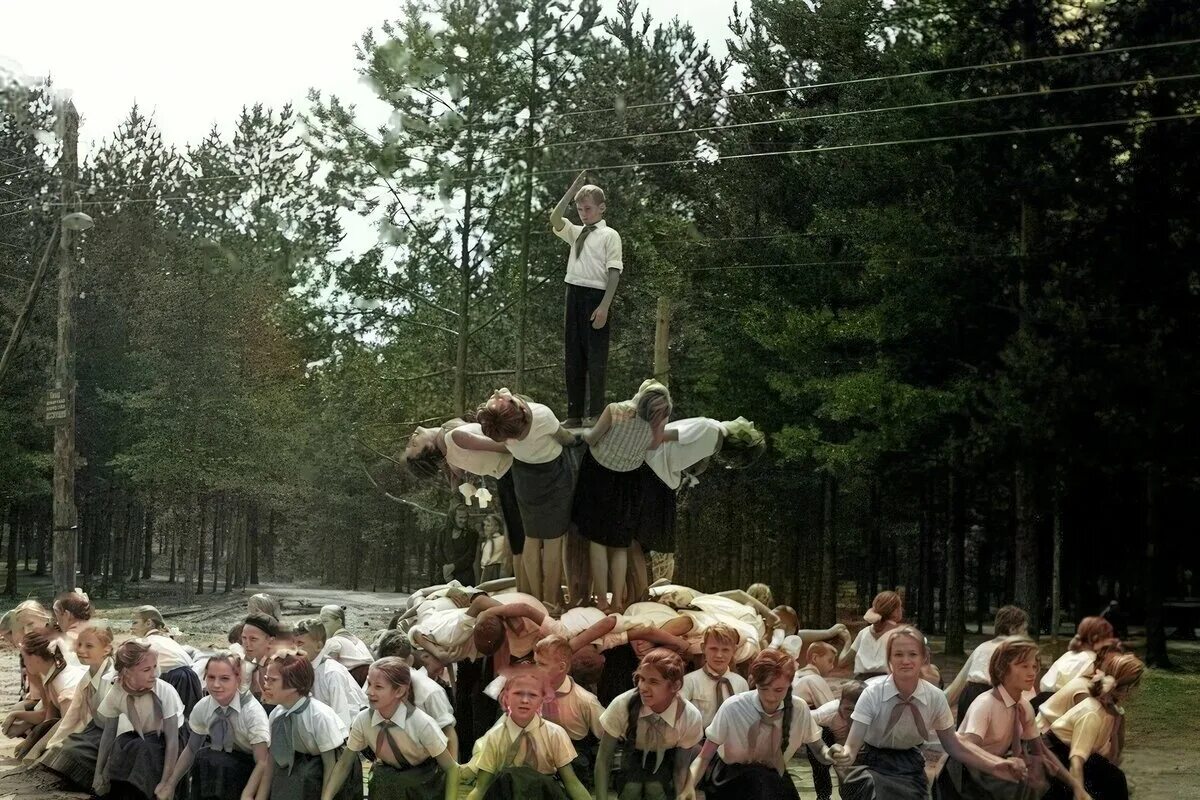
[{"xmin": 550, "ymin": 36, "xmax": 1200, "ymax": 120}]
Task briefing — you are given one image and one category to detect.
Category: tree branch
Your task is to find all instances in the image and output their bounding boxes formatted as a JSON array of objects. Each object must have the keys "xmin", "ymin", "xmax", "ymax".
[
  {"xmin": 360, "ymin": 463, "xmax": 446, "ymax": 518},
  {"xmin": 386, "ymin": 366, "xmax": 455, "ymax": 383},
  {"xmin": 468, "ymin": 274, "xmax": 556, "ymax": 337}
]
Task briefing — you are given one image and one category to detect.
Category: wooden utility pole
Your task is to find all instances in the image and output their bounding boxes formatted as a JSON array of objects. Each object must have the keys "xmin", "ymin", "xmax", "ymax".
[
  {"xmin": 52, "ymin": 101, "xmax": 80, "ymax": 593},
  {"xmin": 653, "ymin": 297, "xmax": 670, "ymax": 387}
]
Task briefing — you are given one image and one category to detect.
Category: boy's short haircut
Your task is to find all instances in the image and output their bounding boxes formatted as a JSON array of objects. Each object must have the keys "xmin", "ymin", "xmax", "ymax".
[
  {"xmin": 570, "ymin": 647, "xmax": 604, "ymax": 687},
  {"xmin": 702, "ymin": 623, "xmax": 739, "ymax": 649},
  {"xmin": 534, "ymin": 634, "xmax": 573, "ymax": 663},
  {"xmin": 269, "ymin": 651, "xmax": 315, "ymax": 695},
  {"xmin": 840, "ymin": 680, "xmax": 866, "ymax": 706},
  {"xmin": 574, "ymin": 184, "xmax": 605, "ymax": 205},
  {"xmin": 227, "ymin": 623, "xmax": 244, "ymax": 645},
  {"xmin": 374, "ymin": 629, "xmax": 413, "ymax": 660},
  {"xmin": 806, "ymin": 641, "xmax": 838, "ymax": 662},
  {"xmin": 242, "ymin": 613, "xmax": 280, "ymax": 639}
]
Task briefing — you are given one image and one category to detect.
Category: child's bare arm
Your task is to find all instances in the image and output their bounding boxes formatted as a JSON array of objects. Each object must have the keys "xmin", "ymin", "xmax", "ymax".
[
  {"xmin": 551, "ymin": 171, "xmax": 589, "ymax": 231},
  {"xmin": 450, "ymin": 427, "xmax": 509, "ymax": 453},
  {"xmin": 591, "ymin": 269, "xmax": 621, "ymax": 329},
  {"xmin": 568, "ymin": 615, "xmax": 618, "ymax": 652},
  {"xmin": 583, "ymin": 405, "xmax": 615, "ymax": 446}
]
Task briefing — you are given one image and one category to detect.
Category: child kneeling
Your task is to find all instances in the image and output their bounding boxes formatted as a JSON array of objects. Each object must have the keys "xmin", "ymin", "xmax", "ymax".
[
  {"xmin": 468, "ymin": 666, "xmax": 591, "ymax": 800},
  {"xmin": 324, "ymin": 657, "xmax": 457, "ymax": 800}
]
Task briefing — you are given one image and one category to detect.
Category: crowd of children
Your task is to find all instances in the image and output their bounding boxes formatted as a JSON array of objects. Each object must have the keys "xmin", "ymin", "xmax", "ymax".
[
  {"xmin": 1, "ymin": 176, "xmax": 1150, "ymax": 800},
  {"xmin": 2, "ymin": 585, "xmax": 1147, "ymax": 800}
]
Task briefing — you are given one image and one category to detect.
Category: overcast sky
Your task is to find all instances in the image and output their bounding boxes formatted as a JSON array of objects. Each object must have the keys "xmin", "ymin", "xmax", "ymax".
[{"xmin": 0, "ymin": 0, "xmax": 739, "ymax": 152}]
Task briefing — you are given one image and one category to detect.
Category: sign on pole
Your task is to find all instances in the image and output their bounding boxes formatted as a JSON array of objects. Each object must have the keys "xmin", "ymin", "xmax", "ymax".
[{"xmin": 44, "ymin": 387, "xmax": 70, "ymax": 425}]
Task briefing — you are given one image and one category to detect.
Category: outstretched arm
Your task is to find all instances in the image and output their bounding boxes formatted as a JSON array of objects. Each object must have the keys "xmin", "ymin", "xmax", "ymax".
[
  {"xmin": 550, "ymin": 171, "xmax": 589, "ymax": 231},
  {"xmin": 568, "ymin": 615, "xmax": 618, "ymax": 652},
  {"xmin": 558, "ymin": 763, "xmax": 593, "ymax": 800},
  {"xmin": 320, "ymin": 749, "xmax": 358, "ymax": 800},
  {"xmin": 450, "ymin": 427, "xmax": 509, "ymax": 453},
  {"xmin": 595, "ymin": 734, "xmax": 618, "ymax": 800},
  {"xmin": 627, "ymin": 625, "xmax": 690, "ymax": 655},
  {"xmin": 583, "ymin": 405, "xmax": 615, "ymax": 446}
]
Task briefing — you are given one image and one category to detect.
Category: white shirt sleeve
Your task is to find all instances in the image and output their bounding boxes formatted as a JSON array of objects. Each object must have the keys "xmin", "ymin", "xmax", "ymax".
[
  {"xmin": 604, "ymin": 229, "xmax": 623, "ymax": 272},
  {"xmin": 188, "ymin": 697, "xmax": 214, "ymax": 736},
  {"xmin": 157, "ymin": 680, "xmax": 185, "ymax": 721},
  {"xmin": 412, "ymin": 709, "xmax": 450, "ymax": 757},
  {"xmin": 677, "ymin": 701, "xmax": 704, "ymax": 749},
  {"xmin": 415, "ymin": 678, "xmax": 456, "ymax": 730},
  {"xmin": 554, "ymin": 219, "xmax": 582, "ymax": 245},
  {"xmin": 346, "ymin": 710, "xmax": 372, "ymax": 753},
  {"xmin": 242, "ymin": 697, "xmax": 271, "ymax": 746},
  {"xmin": 309, "ymin": 702, "xmax": 350, "ymax": 753},
  {"xmin": 704, "ymin": 700, "xmax": 731, "ymax": 745},
  {"xmin": 598, "ymin": 691, "xmax": 632, "ymax": 740}
]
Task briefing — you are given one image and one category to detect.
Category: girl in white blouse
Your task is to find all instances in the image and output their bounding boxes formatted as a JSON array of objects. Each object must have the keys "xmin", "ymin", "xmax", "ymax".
[
  {"xmin": 92, "ymin": 641, "xmax": 185, "ymax": 800},
  {"xmin": 324, "ymin": 657, "xmax": 458, "ymax": 800},
  {"xmin": 596, "ymin": 647, "xmax": 705, "ymax": 799},
  {"xmin": 1037, "ymin": 617, "xmax": 1114, "ymax": 699},
  {"xmin": 689, "ymin": 649, "xmax": 835, "ymax": 799},
  {"xmin": 131, "ymin": 605, "xmax": 204, "ymax": 720},
  {"xmin": 260, "ymin": 651, "xmax": 355, "ymax": 800},
  {"xmin": 458, "ymin": 390, "xmax": 581, "ymax": 608},
  {"xmin": 829, "ymin": 627, "xmax": 1027, "ymax": 800},
  {"xmin": 837, "ymin": 591, "xmax": 905, "ymax": 680},
  {"xmin": 39, "ymin": 621, "xmax": 116, "ymax": 783},
  {"xmin": 159, "ymin": 652, "xmax": 272, "ymax": 800}
]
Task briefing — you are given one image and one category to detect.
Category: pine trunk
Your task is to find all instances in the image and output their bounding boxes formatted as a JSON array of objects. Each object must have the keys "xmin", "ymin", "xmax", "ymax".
[
  {"xmin": 945, "ymin": 470, "xmax": 966, "ymax": 656},
  {"xmin": 1013, "ymin": 460, "xmax": 1041, "ymax": 638},
  {"xmin": 1144, "ymin": 464, "xmax": 1170, "ymax": 667}
]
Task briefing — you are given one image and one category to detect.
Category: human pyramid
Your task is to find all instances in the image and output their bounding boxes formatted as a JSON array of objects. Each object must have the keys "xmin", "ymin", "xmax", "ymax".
[{"xmin": 1, "ymin": 175, "xmax": 1144, "ymax": 800}]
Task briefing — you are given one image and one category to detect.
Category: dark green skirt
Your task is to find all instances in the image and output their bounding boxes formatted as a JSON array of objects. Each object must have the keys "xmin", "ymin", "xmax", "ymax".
[
  {"xmin": 483, "ymin": 764, "xmax": 566, "ymax": 799},
  {"xmin": 614, "ymin": 746, "xmax": 678, "ymax": 798},
  {"xmin": 369, "ymin": 759, "xmax": 443, "ymax": 799}
]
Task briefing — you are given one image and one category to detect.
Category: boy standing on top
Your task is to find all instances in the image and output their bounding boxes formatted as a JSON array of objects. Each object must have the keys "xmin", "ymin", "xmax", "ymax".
[{"xmin": 551, "ymin": 171, "xmax": 623, "ymax": 428}]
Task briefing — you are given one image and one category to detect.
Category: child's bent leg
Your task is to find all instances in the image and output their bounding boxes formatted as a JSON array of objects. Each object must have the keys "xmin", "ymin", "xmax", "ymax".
[{"xmin": 589, "ymin": 542, "xmax": 609, "ymax": 607}]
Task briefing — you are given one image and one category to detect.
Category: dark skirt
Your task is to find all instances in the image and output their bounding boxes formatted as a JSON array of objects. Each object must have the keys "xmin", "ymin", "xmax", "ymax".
[
  {"xmin": 370, "ymin": 758, "xmax": 443, "ymax": 799},
  {"xmin": 191, "ymin": 746, "xmax": 255, "ymax": 800},
  {"xmin": 163, "ymin": 665, "xmax": 204, "ymax": 718},
  {"xmin": 840, "ymin": 744, "xmax": 928, "ymax": 800},
  {"xmin": 511, "ymin": 450, "xmax": 574, "ymax": 540},
  {"xmin": 483, "ymin": 764, "xmax": 567, "ymax": 799},
  {"xmin": 1044, "ymin": 733, "xmax": 1128, "ymax": 800},
  {"xmin": 349, "ymin": 665, "xmax": 370, "ymax": 686},
  {"xmin": 271, "ymin": 750, "xmax": 359, "ymax": 800},
  {"xmin": 633, "ymin": 463, "xmax": 676, "ymax": 553},
  {"xmin": 937, "ymin": 754, "xmax": 1048, "ymax": 800},
  {"xmin": 702, "ymin": 758, "xmax": 800, "ymax": 800},
  {"xmin": 41, "ymin": 720, "xmax": 104, "ymax": 789},
  {"xmin": 958, "ymin": 681, "xmax": 991, "ymax": 722},
  {"xmin": 614, "ymin": 746, "xmax": 678, "ymax": 795},
  {"xmin": 497, "ymin": 471, "xmax": 526, "ymax": 556},
  {"xmin": 572, "ymin": 449, "xmax": 642, "ymax": 547},
  {"xmin": 106, "ymin": 730, "xmax": 167, "ymax": 800}
]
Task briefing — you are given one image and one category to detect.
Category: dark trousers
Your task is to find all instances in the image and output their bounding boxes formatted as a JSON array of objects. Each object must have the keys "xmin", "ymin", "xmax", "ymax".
[
  {"xmin": 807, "ymin": 722, "xmax": 836, "ymax": 799},
  {"xmin": 564, "ymin": 283, "xmax": 610, "ymax": 419}
]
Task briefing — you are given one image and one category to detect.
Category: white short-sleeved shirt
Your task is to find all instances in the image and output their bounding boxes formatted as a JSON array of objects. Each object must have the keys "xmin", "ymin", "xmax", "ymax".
[
  {"xmin": 622, "ymin": 601, "xmax": 682, "ymax": 629},
  {"xmin": 347, "ymin": 703, "xmax": 447, "ymax": 766},
  {"xmin": 543, "ymin": 677, "xmax": 605, "ymax": 741},
  {"xmin": 851, "ymin": 625, "xmax": 896, "ymax": 675},
  {"xmin": 959, "ymin": 686, "xmax": 1038, "ymax": 757},
  {"xmin": 98, "ymin": 679, "xmax": 185, "ymax": 737},
  {"xmin": 1049, "ymin": 697, "xmax": 1117, "ymax": 761},
  {"xmin": 1035, "ymin": 676, "xmax": 1092, "ymax": 734},
  {"xmin": 559, "ymin": 606, "xmax": 629, "ymax": 653},
  {"xmin": 42, "ymin": 663, "xmax": 88, "ymax": 708},
  {"xmin": 411, "ymin": 607, "xmax": 478, "ymax": 662},
  {"xmin": 963, "ymin": 639, "xmax": 1003, "ymax": 684},
  {"xmin": 646, "ymin": 418, "xmax": 725, "ymax": 489},
  {"xmin": 312, "ymin": 655, "xmax": 368, "ymax": 727},
  {"xmin": 44, "ymin": 661, "xmax": 116, "ymax": 751},
  {"xmin": 689, "ymin": 595, "xmax": 767, "ymax": 644},
  {"xmin": 599, "ymin": 690, "xmax": 704, "ymax": 751},
  {"xmin": 850, "ymin": 677, "xmax": 953, "ymax": 750},
  {"xmin": 446, "ymin": 423, "xmax": 513, "ymax": 479},
  {"xmin": 267, "ymin": 697, "xmax": 348, "ymax": 755},
  {"xmin": 682, "ymin": 668, "xmax": 750, "ymax": 728},
  {"xmin": 411, "ymin": 668, "xmax": 456, "ymax": 729},
  {"xmin": 554, "ymin": 218, "xmax": 623, "ymax": 289},
  {"xmin": 1040, "ymin": 650, "xmax": 1096, "ymax": 693},
  {"xmin": 475, "ymin": 714, "xmax": 577, "ymax": 776},
  {"xmin": 793, "ymin": 666, "xmax": 836, "ymax": 709},
  {"xmin": 502, "ymin": 403, "xmax": 563, "ymax": 465},
  {"xmin": 189, "ymin": 692, "xmax": 270, "ymax": 753},
  {"xmin": 706, "ymin": 691, "xmax": 822, "ymax": 768},
  {"xmin": 141, "ymin": 633, "xmax": 193, "ymax": 672}
]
